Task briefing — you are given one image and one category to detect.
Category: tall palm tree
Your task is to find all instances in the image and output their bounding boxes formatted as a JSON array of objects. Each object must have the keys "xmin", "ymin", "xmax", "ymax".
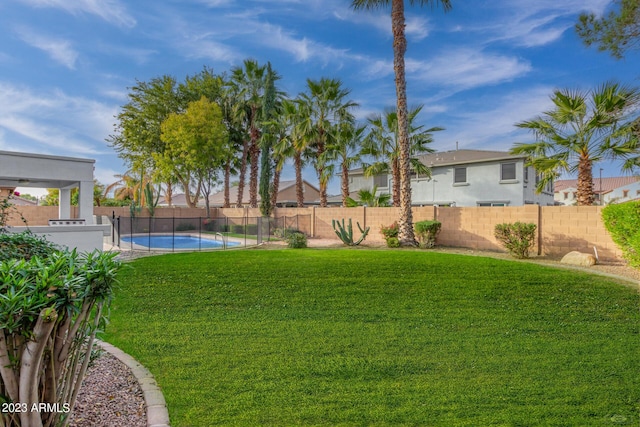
[
  {"xmin": 273, "ymin": 99, "xmax": 308, "ymax": 207},
  {"xmin": 511, "ymin": 81, "xmax": 640, "ymax": 206},
  {"xmin": 323, "ymin": 113, "xmax": 367, "ymax": 207},
  {"xmin": 352, "ymin": 0, "xmax": 452, "ymax": 246},
  {"xmin": 363, "ymin": 105, "xmax": 442, "ymax": 207},
  {"xmin": 298, "ymin": 78, "xmax": 358, "ymax": 207},
  {"xmin": 231, "ymin": 59, "xmax": 268, "ymax": 208}
]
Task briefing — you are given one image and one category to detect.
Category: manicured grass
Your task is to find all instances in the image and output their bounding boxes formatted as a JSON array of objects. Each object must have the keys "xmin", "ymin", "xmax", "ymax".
[{"xmin": 103, "ymin": 250, "xmax": 640, "ymax": 426}]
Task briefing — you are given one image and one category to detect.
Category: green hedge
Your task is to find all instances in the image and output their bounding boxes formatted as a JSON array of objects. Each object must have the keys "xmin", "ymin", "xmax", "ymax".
[
  {"xmin": 602, "ymin": 201, "xmax": 640, "ymax": 268},
  {"xmin": 494, "ymin": 222, "xmax": 537, "ymax": 259}
]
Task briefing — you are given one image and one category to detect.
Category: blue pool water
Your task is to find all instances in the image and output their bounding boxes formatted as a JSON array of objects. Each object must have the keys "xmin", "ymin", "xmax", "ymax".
[{"xmin": 121, "ymin": 235, "xmax": 238, "ymax": 250}]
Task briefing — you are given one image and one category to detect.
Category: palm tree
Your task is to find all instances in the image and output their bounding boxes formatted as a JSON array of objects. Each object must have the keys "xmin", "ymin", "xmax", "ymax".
[
  {"xmin": 323, "ymin": 114, "xmax": 367, "ymax": 206},
  {"xmin": 511, "ymin": 81, "xmax": 640, "ymax": 206},
  {"xmin": 298, "ymin": 78, "xmax": 358, "ymax": 207},
  {"xmin": 272, "ymin": 99, "xmax": 308, "ymax": 207},
  {"xmin": 345, "ymin": 185, "xmax": 392, "ymax": 207},
  {"xmin": 231, "ymin": 59, "xmax": 268, "ymax": 208},
  {"xmin": 363, "ymin": 105, "xmax": 442, "ymax": 207},
  {"xmin": 352, "ymin": 0, "xmax": 452, "ymax": 246}
]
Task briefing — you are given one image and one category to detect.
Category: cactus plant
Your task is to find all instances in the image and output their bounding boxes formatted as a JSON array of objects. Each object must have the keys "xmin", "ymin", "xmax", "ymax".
[{"xmin": 332, "ymin": 218, "xmax": 370, "ymax": 246}]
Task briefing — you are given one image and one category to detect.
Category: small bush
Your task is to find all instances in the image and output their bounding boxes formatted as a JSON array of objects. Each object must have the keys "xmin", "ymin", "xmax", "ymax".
[
  {"xmin": 0, "ymin": 231, "xmax": 60, "ymax": 261},
  {"xmin": 386, "ymin": 237, "xmax": 400, "ymax": 248},
  {"xmin": 602, "ymin": 201, "xmax": 640, "ymax": 268},
  {"xmin": 246, "ymin": 224, "xmax": 258, "ymax": 236},
  {"xmin": 380, "ymin": 222, "xmax": 399, "ymax": 247},
  {"xmin": 232, "ymin": 224, "xmax": 245, "ymax": 234},
  {"xmin": 415, "ymin": 220, "xmax": 441, "ymax": 248},
  {"xmin": 286, "ymin": 232, "xmax": 307, "ymax": 248},
  {"xmin": 274, "ymin": 228, "xmax": 301, "ymax": 239},
  {"xmin": 176, "ymin": 222, "xmax": 197, "ymax": 232},
  {"xmin": 494, "ymin": 222, "xmax": 537, "ymax": 259}
]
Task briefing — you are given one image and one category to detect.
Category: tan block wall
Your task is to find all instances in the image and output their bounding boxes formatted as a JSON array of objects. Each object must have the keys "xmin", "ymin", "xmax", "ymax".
[
  {"xmin": 541, "ymin": 206, "xmax": 622, "ymax": 260},
  {"xmin": 8, "ymin": 204, "xmax": 627, "ymax": 262}
]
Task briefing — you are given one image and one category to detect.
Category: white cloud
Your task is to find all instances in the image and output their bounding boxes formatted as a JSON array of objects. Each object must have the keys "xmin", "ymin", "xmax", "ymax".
[
  {"xmin": 0, "ymin": 83, "xmax": 118, "ymax": 155},
  {"xmin": 435, "ymin": 86, "xmax": 555, "ymax": 150},
  {"xmin": 409, "ymin": 49, "xmax": 531, "ymax": 90},
  {"xmin": 15, "ymin": 27, "xmax": 79, "ymax": 69},
  {"xmin": 17, "ymin": 0, "xmax": 136, "ymax": 28}
]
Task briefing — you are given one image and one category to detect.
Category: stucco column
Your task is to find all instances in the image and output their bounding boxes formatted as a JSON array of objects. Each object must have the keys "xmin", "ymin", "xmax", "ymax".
[
  {"xmin": 59, "ymin": 188, "xmax": 71, "ymax": 219},
  {"xmin": 78, "ymin": 180, "xmax": 94, "ymax": 224}
]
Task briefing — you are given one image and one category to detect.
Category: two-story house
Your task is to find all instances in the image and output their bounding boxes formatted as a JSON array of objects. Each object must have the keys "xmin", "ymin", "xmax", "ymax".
[
  {"xmin": 348, "ymin": 149, "xmax": 555, "ymax": 207},
  {"xmin": 554, "ymin": 176, "xmax": 640, "ymax": 205}
]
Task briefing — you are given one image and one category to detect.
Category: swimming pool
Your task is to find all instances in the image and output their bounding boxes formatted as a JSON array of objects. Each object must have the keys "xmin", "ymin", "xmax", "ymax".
[{"xmin": 121, "ymin": 235, "xmax": 239, "ymax": 250}]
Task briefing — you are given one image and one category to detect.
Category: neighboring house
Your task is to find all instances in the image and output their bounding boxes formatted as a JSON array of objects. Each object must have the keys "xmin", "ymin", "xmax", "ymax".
[
  {"xmin": 554, "ymin": 176, "xmax": 640, "ymax": 205},
  {"xmin": 348, "ymin": 149, "xmax": 555, "ymax": 207},
  {"xmin": 161, "ymin": 180, "xmax": 322, "ymax": 208}
]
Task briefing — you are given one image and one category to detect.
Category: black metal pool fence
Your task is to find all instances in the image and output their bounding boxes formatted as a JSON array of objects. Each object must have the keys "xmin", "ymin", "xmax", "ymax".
[{"xmin": 113, "ymin": 214, "xmax": 311, "ymax": 251}]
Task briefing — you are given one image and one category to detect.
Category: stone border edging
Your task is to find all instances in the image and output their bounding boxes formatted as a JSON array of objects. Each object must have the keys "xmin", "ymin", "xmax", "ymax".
[{"xmin": 96, "ymin": 340, "xmax": 171, "ymax": 427}]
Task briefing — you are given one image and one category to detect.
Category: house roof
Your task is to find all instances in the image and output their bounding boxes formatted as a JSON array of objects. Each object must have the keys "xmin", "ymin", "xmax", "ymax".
[
  {"xmin": 347, "ymin": 149, "xmax": 525, "ymax": 175},
  {"xmin": 416, "ymin": 149, "xmax": 526, "ymax": 167},
  {"xmin": 554, "ymin": 176, "xmax": 640, "ymax": 194},
  {"xmin": 160, "ymin": 180, "xmax": 321, "ymax": 206}
]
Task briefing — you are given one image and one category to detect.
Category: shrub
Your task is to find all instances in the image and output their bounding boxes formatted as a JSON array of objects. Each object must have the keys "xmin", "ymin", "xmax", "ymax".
[
  {"xmin": 494, "ymin": 222, "xmax": 537, "ymax": 259},
  {"xmin": 246, "ymin": 224, "xmax": 258, "ymax": 236},
  {"xmin": 386, "ymin": 237, "xmax": 400, "ymax": 248},
  {"xmin": 0, "ymin": 248, "xmax": 121, "ymax": 426},
  {"xmin": 0, "ymin": 231, "xmax": 60, "ymax": 261},
  {"xmin": 176, "ymin": 222, "xmax": 197, "ymax": 232},
  {"xmin": 380, "ymin": 222, "xmax": 399, "ymax": 247},
  {"xmin": 232, "ymin": 224, "xmax": 245, "ymax": 234},
  {"xmin": 286, "ymin": 232, "xmax": 307, "ymax": 248},
  {"xmin": 602, "ymin": 201, "xmax": 640, "ymax": 268},
  {"xmin": 415, "ymin": 220, "xmax": 441, "ymax": 248},
  {"xmin": 274, "ymin": 228, "xmax": 301, "ymax": 239}
]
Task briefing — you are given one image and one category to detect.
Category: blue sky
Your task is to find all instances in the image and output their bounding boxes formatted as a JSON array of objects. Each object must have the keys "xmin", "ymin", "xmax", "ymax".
[{"xmin": 1, "ymin": 0, "xmax": 638, "ymax": 197}]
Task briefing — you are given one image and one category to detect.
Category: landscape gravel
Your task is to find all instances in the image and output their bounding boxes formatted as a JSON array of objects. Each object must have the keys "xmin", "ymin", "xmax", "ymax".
[{"xmin": 69, "ymin": 350, "xmax": 146, "ymax": 427}]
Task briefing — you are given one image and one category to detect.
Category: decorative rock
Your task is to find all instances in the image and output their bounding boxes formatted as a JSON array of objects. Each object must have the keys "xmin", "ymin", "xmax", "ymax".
[{"xmin": 560, "ymin": 251, "xmax": 597, "ymax": 267}]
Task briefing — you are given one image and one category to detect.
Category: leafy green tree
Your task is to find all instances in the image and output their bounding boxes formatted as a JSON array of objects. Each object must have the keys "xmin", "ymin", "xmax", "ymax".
[
  {"xmin": 298, "ymin": 78, "xmax": 358, "ymax": 207},
  {"xmin": 362, "ymin": 105, "xmax": 441, "ymax": 207},
  {"xmin": 160, "ymin": 96, "xmax": 229, "ymax": 211},
  {"xmin": 576, "ymin": 0, "xmax": 640, "ymax": 59},
  {"xmin": 352, "ymin": 0, "xmax": 452, "ymax": 246},
  {"xmin": 511, "ymin": 82, "xmax": 640, "ymax": 206}
]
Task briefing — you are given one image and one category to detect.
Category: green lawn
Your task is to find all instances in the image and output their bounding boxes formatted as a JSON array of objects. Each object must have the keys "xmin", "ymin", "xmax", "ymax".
[{"xmin": 103, "ymin": 249, "xmax": 640, "ymax": 426}]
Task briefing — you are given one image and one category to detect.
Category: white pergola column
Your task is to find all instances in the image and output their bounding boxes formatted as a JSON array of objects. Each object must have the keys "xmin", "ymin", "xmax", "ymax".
[
  {"xmin": 78, "ymin": 180, "xmax": 94, "ymax": 224},
  {"xmin": 59, "ymin": 187, "xmax": 71, "ymax": 219}
]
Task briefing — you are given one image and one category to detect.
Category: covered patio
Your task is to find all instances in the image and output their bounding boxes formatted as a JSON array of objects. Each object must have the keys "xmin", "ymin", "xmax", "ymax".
[{"xmin": 0, "ymin": 150, "xmax": 109, "ymax": 252}]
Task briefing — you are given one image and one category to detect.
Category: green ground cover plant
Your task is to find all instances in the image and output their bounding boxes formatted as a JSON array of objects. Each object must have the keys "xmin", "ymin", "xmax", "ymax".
[{"xmin": 103, "ymin": 250, "xmax": 640, "ymax": 426}]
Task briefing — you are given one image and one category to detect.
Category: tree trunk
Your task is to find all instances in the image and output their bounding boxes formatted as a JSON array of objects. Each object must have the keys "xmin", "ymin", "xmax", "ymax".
[
  {"xmin": 295, "ymin": 152, "xmax": 304, "ymax": 207},
  {"xmin": 392, "ymin": 0, "xmax": 416, "ymax": 246},
  {"xmin": 236, "ymin": 139, "xmax": 249, "ymax": 207},
  {"xmin": 391, "ymin": 157, "xmax": 401, "ymax": 207},
  {"xmin": 341, "ymin": 163, "xmax": 350, "ymax": 207},
  {"xmin": 164, "ymin": 181, "xmax": 173, "ymax": 207},
  {"xmin": 223, "ymin": 160, "xmax": 231, "ymax": 208},
  {"xmin": 19, "ymin": 309, "xmax": 58, "ymax": 427},
  {"xmin": 317, "ymin": 140, "xmax": 327, "ymax": 208},
  {"xmin": 271, "ymin": 167, "xmax": 281, "ymax": 210},
  {"xmin": 576, "ymin": 155, "xmax": 594, "ymax": 205},
  {"xmin": 249, "ymin": 111, "xmax": 261, "ymax": 209}
]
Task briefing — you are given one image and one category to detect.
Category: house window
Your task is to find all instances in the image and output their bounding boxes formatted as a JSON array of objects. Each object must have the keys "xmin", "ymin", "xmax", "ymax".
[
  {"xmin": 524, "ymin": 167, "xmax": 529, "ymax": 182},
  {"xmin": 373, "ymin": 174, "xmax": 388, "ymax": 188},
  {"xmin": 478, "ymin": 202, "xmax": 508, "ymax": 207},
  {"xmin": 563, "ymin": 192, "xmax": 568, "ymax": 200},
  {"xmin": 454, "ymin": 167, "xmax": 467, "ymax": 184},
  {"xmin": 501, "ymin": 162, "xmax": 516, "ymax": 181},
  {"xmin": 623, "ymin": 190, "xmax": 629, "ymax": 198}
]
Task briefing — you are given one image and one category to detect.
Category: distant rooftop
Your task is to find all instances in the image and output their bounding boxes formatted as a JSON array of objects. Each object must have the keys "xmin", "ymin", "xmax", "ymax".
[{"xmin": 554, "ymin": 176, "xmax": 640, "ymax": 194}]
